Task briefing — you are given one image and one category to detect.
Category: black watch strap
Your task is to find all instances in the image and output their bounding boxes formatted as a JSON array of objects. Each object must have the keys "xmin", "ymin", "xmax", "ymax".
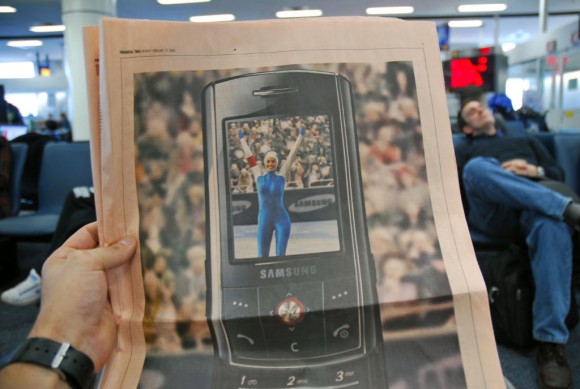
[{"xmin": 9, "ymin": 337, "xmax": 95, "ymax": 389}]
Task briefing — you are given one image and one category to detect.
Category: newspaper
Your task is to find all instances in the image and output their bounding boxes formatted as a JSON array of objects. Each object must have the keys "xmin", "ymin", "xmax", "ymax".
[{"xmin": 90, "ymin": 17, "xmax": 504, "ymax": 388}]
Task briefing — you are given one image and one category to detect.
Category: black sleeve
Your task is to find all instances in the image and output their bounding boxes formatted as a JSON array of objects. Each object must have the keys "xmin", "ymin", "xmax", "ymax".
[
  {"xmin": 454, "ymin": 143, "xmax": 469, "ymax": 180},
  {"xmin": 453, "ymin": 142, "xmax": 470, "ymax": 214},
  {"xmin": 528, "ymin": 137, "xmax": 564, "ymax": 181}
]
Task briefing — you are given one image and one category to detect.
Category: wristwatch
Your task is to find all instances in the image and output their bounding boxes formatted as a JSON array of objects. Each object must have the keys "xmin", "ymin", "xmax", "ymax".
[
  {"xmin": 9, "ymin": 337, "xmax": 95, "ymax": 389},
  {"xmin": 537, "ymin": 165, "xmax": 545, "ymax": 178}
]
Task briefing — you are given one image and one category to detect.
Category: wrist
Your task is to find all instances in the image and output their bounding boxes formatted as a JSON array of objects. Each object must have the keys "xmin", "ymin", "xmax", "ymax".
[
  {"xmin": 29, "ymin": 316, "xmax": 95, "ymax": 369},
  {"xmin": 536, "ymin": 165, "xmax": 545, "ymax": 178},
  {"xmin": 0, "ymin": 362, "xmax": 68, "ymax": 389}
]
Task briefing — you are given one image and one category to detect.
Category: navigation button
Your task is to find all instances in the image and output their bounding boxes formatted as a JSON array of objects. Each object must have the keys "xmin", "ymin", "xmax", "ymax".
[{"xmin": 275, "ymin": 297, "xmax": 305, "ymax": 326}]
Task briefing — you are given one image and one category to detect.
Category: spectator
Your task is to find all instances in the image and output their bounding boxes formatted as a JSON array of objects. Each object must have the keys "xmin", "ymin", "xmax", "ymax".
[{"xmin": 455, "ymin": 98, "xmax": 580, "ymax": 389}]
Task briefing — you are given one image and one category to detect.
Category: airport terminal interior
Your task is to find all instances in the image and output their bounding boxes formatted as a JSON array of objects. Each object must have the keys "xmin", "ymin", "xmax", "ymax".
[{"xmin": 1, "ymin": 0, "xmax": 580, "ymax": 388}]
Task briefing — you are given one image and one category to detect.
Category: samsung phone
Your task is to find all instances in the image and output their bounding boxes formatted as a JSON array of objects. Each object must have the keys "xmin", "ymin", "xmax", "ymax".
[{"xmin": 203, "ymin": 70, "xmax": 385, "ymax": 388}]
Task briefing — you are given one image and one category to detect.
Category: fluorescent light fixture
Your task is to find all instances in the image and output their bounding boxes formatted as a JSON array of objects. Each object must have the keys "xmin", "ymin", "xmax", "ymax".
[
  {"xmin": 276, "ymin": 9, "xmax": 323, "ymax": 18},
  {"xmin": 502, "ymin": 42, "xmax": 516, "ymax": 52},
  {"xmin": 0, "ymin": 62, "xmax": 36, "ymax": 78},
  {"xmin": 158, "ymin": 0, "xmax": 210, "ymax": 4},
  {"xmin": 458, "ymin": 3, "xmax": 507, "ymax": 13},
  {"xmin": 7, "ymin": 40, "xmax": 43, "ymax": 48},
  {"xmin": 29, "ymin": 24, "xmax": 66, "ymax": 33},
  {"xmin": 189, "ymin": 14, "xmax": 235, "ymax": 22},
  {"xmin": 448, "ymin": 20, "xmax": 483, "ymax": 28},
  {"xmin": 366, "ymin": 6, "xmax": 414, "ymax": 15},
  {"xmin": 0, "ymin": 6, "xmax": 16, "ymax": 13}
]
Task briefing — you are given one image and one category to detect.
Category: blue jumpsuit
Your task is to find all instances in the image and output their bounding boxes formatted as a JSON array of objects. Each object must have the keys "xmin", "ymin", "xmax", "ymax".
[{"xmin": 256, "ymin": 172, "xmax": 291, "ymax": 257}]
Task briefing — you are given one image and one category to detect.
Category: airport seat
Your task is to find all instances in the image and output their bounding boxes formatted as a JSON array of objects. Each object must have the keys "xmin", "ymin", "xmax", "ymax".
[
  {"xmin": 503, "ymin": 120, "xmax": 527, "ymax": 136},
  {"xmin": 0, "ymin": 142, "xmax": 93, "ymax": 238},
  {"xmin": 9, "ymin": 143, "xmax": 28, "ymax": 216}
]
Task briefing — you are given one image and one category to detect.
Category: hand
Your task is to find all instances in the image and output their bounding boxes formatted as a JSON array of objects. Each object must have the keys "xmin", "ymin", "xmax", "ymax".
[
  {"xmin": 29, "ymin": 222, "xmax": 137, "ymax": 372},
  {"xmin": 501, "ymin": 158, "xmax": 538, "ymax": 177},
  {"xmin": 238, "ymin": 128, "xmax": 244, "ymax": 140}
]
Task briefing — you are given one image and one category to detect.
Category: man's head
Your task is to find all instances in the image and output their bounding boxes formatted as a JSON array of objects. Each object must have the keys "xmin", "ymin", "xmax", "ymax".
[{"xmin": 457, "ymin": 99, "xmax": 496, "ymax": 137}]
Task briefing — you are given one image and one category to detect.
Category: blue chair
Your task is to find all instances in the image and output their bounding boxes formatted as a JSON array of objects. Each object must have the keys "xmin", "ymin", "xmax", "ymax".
[
  {"xmin": 503, "ymin": 120, "xmax": 527, "ymax": 136},
  {"xmin": 553, "ymin": 134, "xmax": 580, "ymax": 196},
  {"xmin": 9, "ymin": 143, "xmax": 28, "ymax": 216},
  {"xmin": 0, "ymin": 142, "xmax": 93, "ymax": 238}
]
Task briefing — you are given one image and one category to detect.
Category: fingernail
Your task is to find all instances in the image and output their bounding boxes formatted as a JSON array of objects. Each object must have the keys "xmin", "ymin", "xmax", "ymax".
[{"xmin": 119, "ymin": 236, "xmax": 135, "ymax": 246}]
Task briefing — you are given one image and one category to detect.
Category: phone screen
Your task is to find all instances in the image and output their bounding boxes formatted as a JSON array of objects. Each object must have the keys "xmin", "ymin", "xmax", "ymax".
[{"xmin": 225, "ymin": 114, "xmax": 342, "ymax": 261}]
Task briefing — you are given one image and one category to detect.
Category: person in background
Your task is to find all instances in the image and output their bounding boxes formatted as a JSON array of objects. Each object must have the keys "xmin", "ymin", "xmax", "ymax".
[
  {"xmin": 59, "ymin": 113, "xmax": 71, "ymax": 131},
  {"xmin": 44, "ymin": 114, "xmax": 58, "ymax": 132},
  {"xmin": 455, "ymin": 98, "xmax": 580, "ymax": 389},
  {"xmin": 0, "ymin": 85, "xmax": 24, "ymax": 126},
  {"xmin": 0, "ymin": 223, "xmax": 136, "ymax": 389},
  {"xmin": 0, "ymin": 135, "xmax": 11, "ymax": 219}
]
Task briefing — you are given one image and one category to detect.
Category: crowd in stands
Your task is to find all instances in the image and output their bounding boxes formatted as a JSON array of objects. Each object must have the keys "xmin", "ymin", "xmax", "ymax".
[
  {"xmin": 228, "ymin": 115, "xmax": 334, "ymax": 192},
  {"xmin": 133, "ymin": 62, "xmax": 450, "ymax": 353}
]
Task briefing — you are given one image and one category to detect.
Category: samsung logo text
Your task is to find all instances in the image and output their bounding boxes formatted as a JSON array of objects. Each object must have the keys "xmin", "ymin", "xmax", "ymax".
[
  {"xmin": 288, "ymin": 194, "xmax": 335, "ymax": 213},
  {"xmin": 260, "ymin": 265, "xmax": 317, "ymax": 279}
]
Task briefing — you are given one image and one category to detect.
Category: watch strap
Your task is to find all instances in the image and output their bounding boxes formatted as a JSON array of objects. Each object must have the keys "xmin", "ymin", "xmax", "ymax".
[{"xmin": 10, "ymin": 337, "xmax": 95, "ymax": 389}]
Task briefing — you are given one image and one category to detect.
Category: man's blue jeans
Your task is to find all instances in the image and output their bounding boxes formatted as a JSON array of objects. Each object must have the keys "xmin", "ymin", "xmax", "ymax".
[{"xmin": 462, "ymin": 157, "xmax": 573, "ymax": 344}]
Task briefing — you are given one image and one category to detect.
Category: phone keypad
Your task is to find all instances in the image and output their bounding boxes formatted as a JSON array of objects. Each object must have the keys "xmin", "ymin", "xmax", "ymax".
[{"xmin": 224, "ymin": 277, "xmax": 362, "ymax": 363}]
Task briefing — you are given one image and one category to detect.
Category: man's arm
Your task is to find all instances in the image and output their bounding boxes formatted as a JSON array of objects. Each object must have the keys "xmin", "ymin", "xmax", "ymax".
[{"xmin": 528, "ymin": 137, "xmax": 564, "ymax": 181}]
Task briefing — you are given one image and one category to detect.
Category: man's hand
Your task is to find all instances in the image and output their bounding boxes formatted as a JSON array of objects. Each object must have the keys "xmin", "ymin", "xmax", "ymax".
[
  {"xmin": 28, "ymin": 222, "xmax": 137, "ymax": 372},
  {"xmin": 501, "ymin": 158, "xmax": 539, "ymax": 177}
]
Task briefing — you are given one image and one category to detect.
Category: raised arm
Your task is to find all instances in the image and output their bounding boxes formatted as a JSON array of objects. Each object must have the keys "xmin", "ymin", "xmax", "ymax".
[
  {"xmin": 279, "ymin": 126, "xmax": 304, "ymax": 179},
  {"xmin": 238, "ymin": 129, "xmax": 261, "ymax": 180}
]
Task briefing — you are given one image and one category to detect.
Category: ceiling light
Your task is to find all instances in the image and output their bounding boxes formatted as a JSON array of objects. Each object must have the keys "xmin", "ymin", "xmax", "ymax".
[
  {"xmin": 502, "ymin": 42, "xmax": 516, "ymax": 52},
  {"xmin": 7, "ymin": 40, "xmax": 43, "ymax": 48},
  {"xmin": 276, "ymin": 9, "xmax": 323, "ymax": 18},
  {"xmin": 189, "ymin": 14, "xmax": 235, "ymax": 22},
  {"xmin": 29, "ymin": 24, "xmax": 66, "ymax": 33},
  {"xmin": 157, "ymin": 0, "xmax": 210, "ymax": 4},
  {"xmin": 366, "ymin": 6, "xmax": 414, "ymax": 15},
  {"xmin": 448, "ymin": 20, "xmax": 484, "ymax": 28},
  {"xmin": 458, "ymin": 3, "xmax": 507, "ymax": 13},
  {"xmin": 0, "ymin": 62, "xmax": 36, "ymax": 78},
  {"xmin": 0, "ymin": 6, "xmax": 16, "ymax": 13}
]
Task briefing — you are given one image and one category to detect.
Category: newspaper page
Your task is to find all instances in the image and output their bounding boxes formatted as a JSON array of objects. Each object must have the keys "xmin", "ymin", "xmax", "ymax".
[{"xmin": 96, "ymin": 17, "xmax": 503, "ymax": 388}]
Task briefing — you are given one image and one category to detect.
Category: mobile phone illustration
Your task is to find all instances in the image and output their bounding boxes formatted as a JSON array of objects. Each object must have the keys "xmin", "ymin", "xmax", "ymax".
[{"xmin": 203, "ymin": 70, "xmax": 386, "ymax": 388}]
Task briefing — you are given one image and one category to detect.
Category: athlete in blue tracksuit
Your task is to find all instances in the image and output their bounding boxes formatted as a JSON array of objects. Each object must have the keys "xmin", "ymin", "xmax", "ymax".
[{"xmin": 239, "ymin": 127, "xmax": 304, "ymax": 257}]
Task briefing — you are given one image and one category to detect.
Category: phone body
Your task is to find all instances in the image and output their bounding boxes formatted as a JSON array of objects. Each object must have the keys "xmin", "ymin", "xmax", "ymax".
[{"xmin": 203, "ymin": 70, "xmax": 385, "ymax": 388}]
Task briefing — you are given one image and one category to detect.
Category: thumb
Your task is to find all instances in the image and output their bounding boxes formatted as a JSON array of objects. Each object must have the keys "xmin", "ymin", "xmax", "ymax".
[{"xmin": 89, "ymin": 236, "xmax": 137, "ymax": 271}]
